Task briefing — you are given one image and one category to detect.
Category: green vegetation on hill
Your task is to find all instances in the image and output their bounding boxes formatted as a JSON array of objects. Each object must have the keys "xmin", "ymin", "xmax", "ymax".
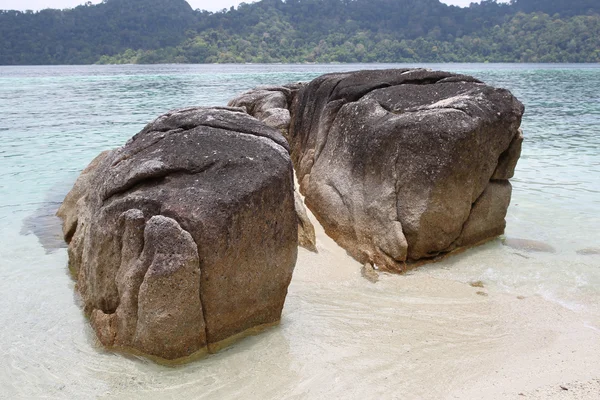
[
  {"xmin": 1, "ymin": 0, "xmax": 599, "ymax": 65},
  {"xmin": 0, "ymin": 0, "xmax": 195, "ymax": 64}
]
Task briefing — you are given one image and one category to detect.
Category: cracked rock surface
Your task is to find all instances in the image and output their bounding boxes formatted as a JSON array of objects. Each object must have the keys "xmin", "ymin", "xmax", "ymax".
[
  {"xmin": 285, "ymin": 68, "xmax": 524, "ymax": 272},
  {"xmin": 57, "ymin": 107, "xmax": 298, "ymax": 361}
]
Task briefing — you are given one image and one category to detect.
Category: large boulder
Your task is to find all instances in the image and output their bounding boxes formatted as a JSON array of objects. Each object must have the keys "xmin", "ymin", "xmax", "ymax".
[
  {"xmin": 287, "ymin": 69, "xmax": 524, "ymax": 272},
  {"xmin": 57, "ymin": 106, "xmax": 298, "ymax": 361}
]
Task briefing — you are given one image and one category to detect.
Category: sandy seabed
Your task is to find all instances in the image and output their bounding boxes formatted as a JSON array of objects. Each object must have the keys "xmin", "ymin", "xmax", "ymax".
[
  {"xmin": 282, "ymin": 206, "xmax": 600, "ymax": 400},
  {"xmin": 2, "ymin": 199, "xmax": 599, "ymax": 400}
]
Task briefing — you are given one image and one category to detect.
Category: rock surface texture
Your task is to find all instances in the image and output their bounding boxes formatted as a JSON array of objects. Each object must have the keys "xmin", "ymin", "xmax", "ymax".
[
  {"xmin": 229, "ymin": 84, "xmax": 318, "ymax": 252},
  {"xmin": 294, "ymin": 191, "xmax": 317, "ymax": 252},
  {"xmin": 57, "ymin": 107, "xmax": 298, "ymax": 361},
  {"xmin": 228, "ymin": 83, "xmax": 305, "ymax": 135},
  {"xmin": 285, "ymin": 68, "xmax": 524, "ymax": 272}
]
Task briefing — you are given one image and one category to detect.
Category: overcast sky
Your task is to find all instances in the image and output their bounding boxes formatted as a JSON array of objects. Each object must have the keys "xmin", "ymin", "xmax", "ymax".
[{"xmin": 0, "ymin": 0, "xmax": 503, "ymax": 12}]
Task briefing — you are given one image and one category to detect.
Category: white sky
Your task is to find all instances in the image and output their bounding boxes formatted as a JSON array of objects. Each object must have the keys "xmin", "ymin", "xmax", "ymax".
[{"xmin": 0, "ymin": 0, "xmax": 503, "ymax": 12}]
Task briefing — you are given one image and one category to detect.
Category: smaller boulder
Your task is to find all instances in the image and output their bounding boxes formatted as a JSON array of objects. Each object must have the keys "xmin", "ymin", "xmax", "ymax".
[{"xmin": 228, "ymin": 83, "xmax": 305, "ymax": 136}]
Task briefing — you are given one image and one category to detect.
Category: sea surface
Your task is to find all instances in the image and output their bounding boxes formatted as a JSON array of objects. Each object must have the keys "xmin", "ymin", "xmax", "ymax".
[{"xmin": 0, "ymin": 64, "xmax": 599, "ymax": 399}]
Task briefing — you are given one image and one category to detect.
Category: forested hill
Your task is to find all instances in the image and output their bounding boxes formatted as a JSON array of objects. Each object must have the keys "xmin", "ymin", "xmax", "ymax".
[{"xmin": 1, "ymin": 0, "xmax": 599, "ymax": 65}]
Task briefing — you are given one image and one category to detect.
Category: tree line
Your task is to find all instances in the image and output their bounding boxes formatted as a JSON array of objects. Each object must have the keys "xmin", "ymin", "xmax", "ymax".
[{"xmin": 1, "ymin": 0, "xmax": 599, "ymax": 65}]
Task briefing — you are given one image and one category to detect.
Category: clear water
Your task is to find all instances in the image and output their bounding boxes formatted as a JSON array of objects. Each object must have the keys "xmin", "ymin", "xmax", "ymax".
[{"xmin": 1, "ymin": 64, "xmax": 599, "ymax": 398}]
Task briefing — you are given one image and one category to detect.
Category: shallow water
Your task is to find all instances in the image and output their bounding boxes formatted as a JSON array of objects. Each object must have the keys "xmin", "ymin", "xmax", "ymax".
[{"xmin": 1, "ymin": 64, "xmax": 599, "ymax": 399}]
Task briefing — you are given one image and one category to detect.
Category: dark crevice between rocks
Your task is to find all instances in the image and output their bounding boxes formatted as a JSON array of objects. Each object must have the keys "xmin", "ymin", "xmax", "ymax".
[
  {"xmin": 405, "ymin": 248, "xmax": 448, "ymax": 267},
  {"xmin": 377, "ymin": 101, "xmax": 394, "ymax": 113},
  {"xmin": 100, "ymin": 297, "xmax": 118, "ymax": 315},
  {"xmin": 197, "ymin": 269, "xmax": 209, "ymax": 351},
  {"xmin": 327, "ymin": 77, "xmax": 345, "ymax": 101},
  {"xmin": 401, "ymin": 77, "xmax": 446, "ymax": 86},
  {"xmin": 284, "ymin": 85, "xmax": 301, "ymax": 110}
]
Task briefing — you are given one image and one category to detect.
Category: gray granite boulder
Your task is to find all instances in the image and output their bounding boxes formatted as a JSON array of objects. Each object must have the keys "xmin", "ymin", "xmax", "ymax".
[
  {"xmin": 57, "ymin": 107, "xmax": 298, "ymax": 361},
  {"xmin": 287, "ymin": 69, "xmax": 524, "ymax": 272}
]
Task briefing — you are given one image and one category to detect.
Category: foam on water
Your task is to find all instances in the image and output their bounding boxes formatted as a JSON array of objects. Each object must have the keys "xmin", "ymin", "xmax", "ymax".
[{"xmin": 1, "ymin": 64, "xmax": 600, "ymax": 398}]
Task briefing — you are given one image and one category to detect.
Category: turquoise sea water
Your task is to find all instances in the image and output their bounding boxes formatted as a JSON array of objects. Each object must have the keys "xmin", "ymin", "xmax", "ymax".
[{"xmin": 1, "ymin": 64, "xmax": 599, "ymax": 398}]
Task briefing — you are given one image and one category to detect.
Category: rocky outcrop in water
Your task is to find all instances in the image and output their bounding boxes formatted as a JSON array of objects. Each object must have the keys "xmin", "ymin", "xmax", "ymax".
[
  {"xmin": 57, "ymin": 107, "xmax": 298, "ymax": 361},
  {"xmin": 233, "ymin": 69, "xmax": 524, "ymax": 272},
  {"xmin": 58, "ymin": 68, "xmax": 525, "ymax": 361}
]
